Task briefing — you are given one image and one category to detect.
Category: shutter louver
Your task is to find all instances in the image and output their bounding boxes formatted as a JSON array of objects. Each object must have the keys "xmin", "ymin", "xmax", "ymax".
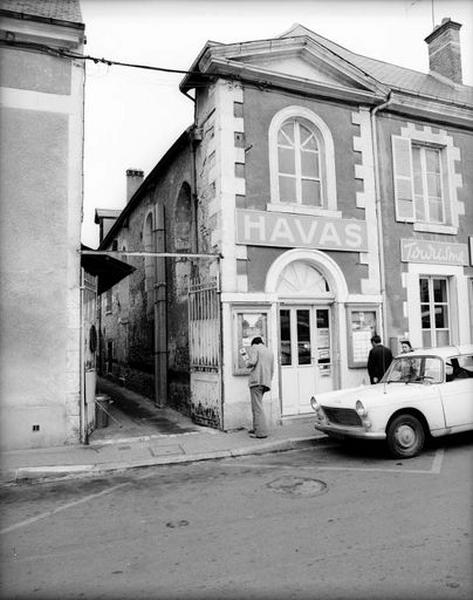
[{"xmin": 392, "ymin": 135, "xmax": 415, "ymax": 222}]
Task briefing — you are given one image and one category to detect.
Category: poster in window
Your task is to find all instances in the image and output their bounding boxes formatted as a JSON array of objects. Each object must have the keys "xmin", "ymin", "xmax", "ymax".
[
  {"xmin": 347, "ymin": 306, "xmax": 379, "ymax": 368},
  {"xmin": 234, "ymin": 310, "xmax": 268, "ymax": 374}
]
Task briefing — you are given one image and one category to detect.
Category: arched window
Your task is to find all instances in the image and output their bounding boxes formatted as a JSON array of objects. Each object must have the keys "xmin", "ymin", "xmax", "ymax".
[
  {"xmin": 269, "ymin": 106, "xmax": 337, "ymax": 215},
  {"xmin": 277, "ymin": 261, "xmax": 330, "ymax": 296},
  {"xmin": 174, "ymin": 183, "xmax": 193, "ymax": 300},
  {"xmin": 174, "ymin": 183, "xmax": 192, "ymax": 251}
]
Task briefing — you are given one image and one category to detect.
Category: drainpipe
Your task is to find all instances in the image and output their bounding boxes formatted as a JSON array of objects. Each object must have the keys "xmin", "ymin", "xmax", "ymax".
[
  {"xmin": 370, "ymin": 91, "xmax": 393, "ymax": 342},
  {"xmin": 154, "ymin": 204, "xmax": 167, "ymax": 407},
  {"xmin": 190, "ymin": 129, "xmax": 200, "ymax": 256}
]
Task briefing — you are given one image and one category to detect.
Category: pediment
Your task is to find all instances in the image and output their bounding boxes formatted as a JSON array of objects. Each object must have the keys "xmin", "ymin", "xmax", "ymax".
[
  {"xmin": 187, "ymin": 34, "xmax": 388, "ymax": 101},
  {"xmin": 231, "ymin": 49, "xmax": 370, "ymax": 92}
]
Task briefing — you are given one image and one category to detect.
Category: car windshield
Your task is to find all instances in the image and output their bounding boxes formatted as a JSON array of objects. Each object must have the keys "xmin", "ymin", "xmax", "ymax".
[{"xmin": 382, "ymin": 356, "xmax": 443, "ymax": 384}]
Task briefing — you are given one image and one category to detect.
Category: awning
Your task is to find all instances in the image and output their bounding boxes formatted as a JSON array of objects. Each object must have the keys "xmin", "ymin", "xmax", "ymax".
[{"xmin": 81, "ymin": 245, "xmax": 135, "ymax": 295}]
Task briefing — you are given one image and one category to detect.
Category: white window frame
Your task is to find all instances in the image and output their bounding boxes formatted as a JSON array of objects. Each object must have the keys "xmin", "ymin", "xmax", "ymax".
[
  {"xmin": 412, "ymin": 144, "xmax": 445, "ymax": 224},
  {"xmin": 268, "ymin": 106, "xmax": 339, "ymax": 217},
  {"xmin": 404, "ymin": 262, "xmax": 469, "ymax": 348},
  {"xmin": 391, "ymin": 125, "xmax": 462, "ymax": 235},
  {"xmin": 419, "ymin": 275, "xmax": 451, "ymax": 348}
]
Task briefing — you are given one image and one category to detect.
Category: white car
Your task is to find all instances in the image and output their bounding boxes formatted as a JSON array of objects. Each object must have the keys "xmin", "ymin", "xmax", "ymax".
[{"xmin": 310, "ymin": 345, "xmax": 473, "ymax": 458}]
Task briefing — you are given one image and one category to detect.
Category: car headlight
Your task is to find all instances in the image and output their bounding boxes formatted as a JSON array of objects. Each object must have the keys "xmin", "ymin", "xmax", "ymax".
[
  {"xmin": 355, "ymin": 400, "xmax": 372, "ymax": 430},
  {"xmin": 310, "ymin": 396, "xmax": 326, "ymax": 423},
  {"xmin": 310, "ymin": 396, "xmax": 319, "ymax": 412},
  {"xmin": 355, "ymin": 400, "xmax": 367, "ymax": 417}
]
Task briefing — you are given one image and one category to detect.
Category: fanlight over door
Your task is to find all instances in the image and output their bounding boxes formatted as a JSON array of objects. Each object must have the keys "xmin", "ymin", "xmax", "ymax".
[{"xmin": 277, "ymin": 261, "xmax": 330, "ymax": 296}]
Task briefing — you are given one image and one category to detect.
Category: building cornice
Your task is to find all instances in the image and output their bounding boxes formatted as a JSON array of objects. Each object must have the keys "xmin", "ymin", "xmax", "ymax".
[
  {"xmin": 0, "ymin": 8, "xmax": 84, "ymax": 31},
  {"xmin": 0, "ymin": 13, "xmax": 85, "ymax": 48},
  {"xmin": 386, "ymin": 90, "xmax": 473, "ymax": 130},
  {"xmin": 203, "ymin": 58, "xmax": 387, "ymax": 105}
]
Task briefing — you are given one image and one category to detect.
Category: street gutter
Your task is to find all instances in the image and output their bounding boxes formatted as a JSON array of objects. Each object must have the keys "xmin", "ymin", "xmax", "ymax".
[{"xmin": 1, "ymin": 436, "xmax": 323, "ymax": 486}]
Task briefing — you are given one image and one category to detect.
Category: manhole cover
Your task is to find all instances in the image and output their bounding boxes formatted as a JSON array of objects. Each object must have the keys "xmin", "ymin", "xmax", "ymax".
[{"xmin": 267, "ymin": 475, "xmax": 328, "ymax": 497}]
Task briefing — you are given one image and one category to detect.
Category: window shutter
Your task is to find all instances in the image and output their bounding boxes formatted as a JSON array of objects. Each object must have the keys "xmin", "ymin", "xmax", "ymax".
[
  {"xmin": 392, "ymin": 135, "xmax": 415, "ymax": 222},
  {"xmin": 440, "ymin": 152, "xmax": 452, "ymax": 225}
]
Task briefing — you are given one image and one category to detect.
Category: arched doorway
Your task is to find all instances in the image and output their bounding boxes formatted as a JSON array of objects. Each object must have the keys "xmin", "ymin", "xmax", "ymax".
[{"xmin": 266, "ymin": 249, "xmax": 348, "ymax": 416}]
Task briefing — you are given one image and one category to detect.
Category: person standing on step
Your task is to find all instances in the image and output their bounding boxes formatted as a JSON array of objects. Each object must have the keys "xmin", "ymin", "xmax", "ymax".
[{"xmin": 240, "ymin": 336, "xmax": 274, "ymax": 438}]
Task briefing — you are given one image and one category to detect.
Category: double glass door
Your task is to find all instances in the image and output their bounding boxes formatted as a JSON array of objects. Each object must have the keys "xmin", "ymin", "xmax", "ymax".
[{"xmin": 279, "ymin": 305, "xmax": 333, "ymax": 415}]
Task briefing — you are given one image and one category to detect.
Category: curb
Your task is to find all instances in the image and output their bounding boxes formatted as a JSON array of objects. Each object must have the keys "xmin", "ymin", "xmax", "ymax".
[{"xmin": 0, "ymin": 436, "xmax": 324, "ymax": 486}]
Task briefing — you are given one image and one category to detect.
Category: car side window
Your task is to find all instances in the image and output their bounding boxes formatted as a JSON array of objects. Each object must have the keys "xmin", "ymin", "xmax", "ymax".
[
  {"xmin": 423, "ymin": 357, "xmax": 442, "ymax": 383},
  {"xmin": 446, "ymin": 355, "xmax": 473, "ymax": 382}
]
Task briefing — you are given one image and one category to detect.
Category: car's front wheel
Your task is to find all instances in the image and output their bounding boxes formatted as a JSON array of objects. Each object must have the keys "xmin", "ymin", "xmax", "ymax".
[{"xmin": 386, "ymin": 414, "xmax": 425, "ymax": 458}]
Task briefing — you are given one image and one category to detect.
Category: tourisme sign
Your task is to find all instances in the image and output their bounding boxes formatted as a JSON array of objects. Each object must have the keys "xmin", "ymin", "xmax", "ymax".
[
  {"xmin": 400, "ymin": 239, "xmax": 469, "ymax": 266},
  {"xmin": 236, "ymin": 209, "xmax": 368, "ymax": 252}
]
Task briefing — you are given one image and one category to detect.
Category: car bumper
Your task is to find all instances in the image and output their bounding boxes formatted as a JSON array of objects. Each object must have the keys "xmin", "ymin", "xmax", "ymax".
[{"xmin": 314, "ymin": 422, "xmax": 386, "ymax": 440}]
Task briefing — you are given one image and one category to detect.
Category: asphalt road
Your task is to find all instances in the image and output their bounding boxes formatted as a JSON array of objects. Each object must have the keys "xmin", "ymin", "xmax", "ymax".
[{"xmin": 0, "ymin": 434, "xmax": 472, "ymax": 600}]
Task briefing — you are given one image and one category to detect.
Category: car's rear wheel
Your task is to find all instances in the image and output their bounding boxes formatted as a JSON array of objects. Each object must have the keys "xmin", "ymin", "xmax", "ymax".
[{"xmin": 387, "ymin": 414, "xmax": 425, "ymax": 458}]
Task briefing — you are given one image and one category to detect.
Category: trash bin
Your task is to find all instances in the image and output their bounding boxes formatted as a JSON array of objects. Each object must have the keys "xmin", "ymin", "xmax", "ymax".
[{"xmin": 95, "ymin": 394, "xmax": 110, "ymax": 428}]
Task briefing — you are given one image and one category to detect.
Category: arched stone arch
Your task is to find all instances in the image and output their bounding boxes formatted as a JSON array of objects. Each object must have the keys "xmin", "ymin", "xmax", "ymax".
[
  {"xmin": 265, "ymin": 248, "xmax": 348, "ymax": 302},
  {"xmin": 174, "ymin": 182, "xmax": 192, "ymax": 251},
  {"xmin": 173, "ymin": 183, "xmax": 193, "ymax": 300}
]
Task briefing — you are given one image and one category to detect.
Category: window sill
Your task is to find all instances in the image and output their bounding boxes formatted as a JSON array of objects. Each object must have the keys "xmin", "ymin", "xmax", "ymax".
[
  {"xmin": 413, "ymin": 222, "xmax": 458, "ymax": 235},
  {"xmin": 267, "ymin": 203, "xmax": 341, "ymax": 218}
]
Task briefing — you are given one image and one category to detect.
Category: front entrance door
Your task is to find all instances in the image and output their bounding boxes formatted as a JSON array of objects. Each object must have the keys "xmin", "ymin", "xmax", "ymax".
[{"xmin": 280, "ymin": 306, "xmax": 334, "ymax": 415}]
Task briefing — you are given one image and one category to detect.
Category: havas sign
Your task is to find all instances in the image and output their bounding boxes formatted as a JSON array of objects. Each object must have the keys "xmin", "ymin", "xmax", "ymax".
[
  {"xmin": 236, "ymin": 209, "xmax": 368, "ymax": 251},
  {"xmin": 401, "ymin": 239, "xmax": 469, "ymax": 266}
]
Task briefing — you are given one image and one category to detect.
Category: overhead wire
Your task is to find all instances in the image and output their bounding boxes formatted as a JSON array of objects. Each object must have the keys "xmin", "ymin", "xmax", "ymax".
[
  {"xmin": 0, "ymin": 38, "xmax": 276, "ymax": 92},
  {"xmin": 1, "ymin": 38, "xmax": 216, "ymax": 78}
]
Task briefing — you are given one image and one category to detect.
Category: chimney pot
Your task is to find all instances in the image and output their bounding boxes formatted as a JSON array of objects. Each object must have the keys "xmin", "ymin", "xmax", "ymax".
[{"xmin": 424, "ymin": 17, "xmax": 462, "ymax": 83}]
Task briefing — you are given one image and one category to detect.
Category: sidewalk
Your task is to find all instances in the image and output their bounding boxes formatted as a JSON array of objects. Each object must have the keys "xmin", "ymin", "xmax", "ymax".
[{"xmin": 0, "ymin": 381, "xmax": 327, "ymax": 486}]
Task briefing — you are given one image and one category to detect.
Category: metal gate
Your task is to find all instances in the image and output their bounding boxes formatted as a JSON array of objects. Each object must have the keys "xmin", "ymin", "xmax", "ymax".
[
  {"xmin": 81, "ymin": 269, "xmax": 98, "ymax": 441},
  {"xmin": 188, "ymin": 276, "xmax": 223, "ymax": 428}
]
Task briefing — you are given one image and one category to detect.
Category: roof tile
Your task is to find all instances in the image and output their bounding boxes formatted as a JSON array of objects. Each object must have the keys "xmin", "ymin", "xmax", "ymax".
[{"xmin": 0, "ymin": 0, "xmax": 83, "ymax": 24}]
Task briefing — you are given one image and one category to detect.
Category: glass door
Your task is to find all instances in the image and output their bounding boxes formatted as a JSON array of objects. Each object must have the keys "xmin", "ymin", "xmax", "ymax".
[{"xmin": 279, "ymin": 306, "xmax": 333, "ymax": 415}]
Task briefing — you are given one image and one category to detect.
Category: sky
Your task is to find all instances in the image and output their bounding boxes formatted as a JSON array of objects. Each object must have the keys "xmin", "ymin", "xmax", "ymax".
[{"xmin": 80, "ymin": 0, "xmax": 473, "ymax": 248}]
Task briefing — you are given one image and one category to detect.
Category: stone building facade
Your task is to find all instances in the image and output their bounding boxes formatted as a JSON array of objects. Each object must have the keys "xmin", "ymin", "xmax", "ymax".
[
  {"xmin": 98, "ymin": 19, "xmax": 473, "ymax": 432},
  {"xmin": 0, "ymin": 0, "xmax": 86, "ymax": 449}
]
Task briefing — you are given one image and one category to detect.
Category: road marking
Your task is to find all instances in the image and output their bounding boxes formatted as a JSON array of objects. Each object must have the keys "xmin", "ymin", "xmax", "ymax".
[
  {"xmin": 220, "ymin": 462, "xmax": 437, "ymax": 474},
  {"xmin": 431, "ymin": 448, "xmax": 445, "ymax": 473},
  {"xmin": 317, "ymin": 466, "xmax": 435, "ymax": 474},
  {"xmin": 221, "ymin": 462, "xmax": 432, "ymax": 474},
  {"xmin": 220, "ymin": 448, "xmax": 446, "ymax": 475},
  {"xmin": 0, "ymin": 481, "xmax": 130, "ymax": 535}
]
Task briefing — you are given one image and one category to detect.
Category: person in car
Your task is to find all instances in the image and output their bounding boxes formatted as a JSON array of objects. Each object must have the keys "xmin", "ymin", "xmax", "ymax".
[{"xmin": 400, "ymin": 339, "xmax": 413, "ymax": 353}]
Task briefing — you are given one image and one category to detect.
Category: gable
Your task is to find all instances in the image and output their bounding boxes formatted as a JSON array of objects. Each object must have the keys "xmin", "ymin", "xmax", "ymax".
[
  {"xmin": 184, "ymin": 35, "xmax": 388, "ymax": 102},
  {"xmin": 232, "ymin": 51, "xmax": 370, "ymax": 92}
]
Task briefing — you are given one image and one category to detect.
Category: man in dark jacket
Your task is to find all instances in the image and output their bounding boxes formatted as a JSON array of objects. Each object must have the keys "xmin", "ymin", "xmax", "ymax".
[{"xmin": 367, "ymin": 335, "xmax": 393, "ymax": 384}]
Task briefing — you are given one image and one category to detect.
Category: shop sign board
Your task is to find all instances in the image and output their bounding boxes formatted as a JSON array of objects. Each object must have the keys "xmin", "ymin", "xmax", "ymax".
[
  {"xmin": 401, "ymin": 239, "xmax": 469, "ymax": 266},
  {"xmin": 236, "ymin": 209, "xmax": 367, "ymax": 251}
]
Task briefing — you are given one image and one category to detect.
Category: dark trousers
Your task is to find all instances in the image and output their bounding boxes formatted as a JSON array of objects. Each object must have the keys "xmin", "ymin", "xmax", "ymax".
[{"xmin": 250, "ymin": 385, "xmax": 268, "ymax": 437}]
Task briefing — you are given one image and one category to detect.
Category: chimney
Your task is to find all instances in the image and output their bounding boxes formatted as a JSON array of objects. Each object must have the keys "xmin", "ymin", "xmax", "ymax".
[
  {"xmin": 126, "ymin": 168, "xmax": 144, "ymax": 202},
  {"xmin": 424, "ymin": 17, "xmax": 462, "ymax": 83}
]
